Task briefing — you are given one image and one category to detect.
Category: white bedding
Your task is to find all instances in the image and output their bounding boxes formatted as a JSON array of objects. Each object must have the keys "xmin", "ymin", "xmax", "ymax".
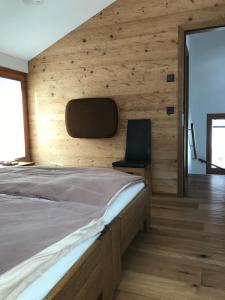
[{"xmin": 0, "ymin": 182, "xmax": 145, "ymax": 300}]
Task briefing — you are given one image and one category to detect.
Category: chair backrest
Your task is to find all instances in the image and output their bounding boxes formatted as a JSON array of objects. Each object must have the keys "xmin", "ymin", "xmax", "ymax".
[{"xmin": 125, "ymin": 119, "xmax": 151, "ymax": 163}]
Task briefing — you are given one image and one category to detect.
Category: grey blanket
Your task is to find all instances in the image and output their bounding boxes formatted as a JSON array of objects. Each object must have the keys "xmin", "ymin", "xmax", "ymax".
[
  {"xmin": 0, "ymin": 167, "xmax": 142, "ymax": 276},
  {"xmin": 0, "ymin": 167, "xmax": 142, "ymax": 205}
]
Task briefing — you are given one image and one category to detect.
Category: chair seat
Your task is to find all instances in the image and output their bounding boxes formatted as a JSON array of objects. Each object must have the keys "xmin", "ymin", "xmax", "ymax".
[{"xmin": 112, "ymin": 160, "xmax": 147, "ymax": 168}]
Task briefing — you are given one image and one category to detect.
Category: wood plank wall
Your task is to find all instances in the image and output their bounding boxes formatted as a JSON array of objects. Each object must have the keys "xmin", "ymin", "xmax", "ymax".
[{"xmin": 28, "ymin": 0, "xmax": 225, "ymax": 194}]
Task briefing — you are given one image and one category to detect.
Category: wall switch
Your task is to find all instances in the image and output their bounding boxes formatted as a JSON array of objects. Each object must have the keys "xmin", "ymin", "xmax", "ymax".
[
  {"xmin": 166, "ymin": 106, "xmax": 175, "ymax": 115},
  {"xmin": 166, "ymin": 74, "xmax": 175, "ymax": 82}
]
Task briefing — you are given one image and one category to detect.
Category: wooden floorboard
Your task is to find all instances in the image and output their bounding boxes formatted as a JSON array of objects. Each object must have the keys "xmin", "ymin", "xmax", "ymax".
[
  {"xmin": 114, "ymin": 175, "xmax": 225, "ymax": 300},
  {"xmin": 186, "ymin": 175, "xmax": 225, "ymax": 200}
]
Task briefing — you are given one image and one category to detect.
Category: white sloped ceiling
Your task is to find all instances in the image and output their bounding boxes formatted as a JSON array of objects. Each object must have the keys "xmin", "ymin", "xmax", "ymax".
[{"xmin": 0, "ymin": 0, "xmax": 115, "ymax": 61}]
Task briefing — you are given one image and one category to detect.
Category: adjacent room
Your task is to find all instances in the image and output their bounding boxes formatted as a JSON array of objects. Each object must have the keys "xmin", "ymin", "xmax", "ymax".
[
  {"xmin": 186, "ymin": 28, "xmax": 225, "ymax": 199},
  {"xmin": 0, "ymin": 0, "xmax": 225, "ymax": 300}
]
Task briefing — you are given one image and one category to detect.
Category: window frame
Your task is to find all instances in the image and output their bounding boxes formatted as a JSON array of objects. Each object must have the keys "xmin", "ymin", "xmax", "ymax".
[
  {"xmin": 206, "ymin": 113, "xmax": 225, "ymax": 174},
  {"xmin": 0, "ymin": 66, "xmax": 31, "ymax": 162}
]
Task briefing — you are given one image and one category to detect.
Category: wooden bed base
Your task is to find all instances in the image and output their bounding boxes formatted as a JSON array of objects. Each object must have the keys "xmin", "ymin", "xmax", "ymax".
[{"xmin": 45, "ymin": 186, "xmax": 150, "ymax": 300}]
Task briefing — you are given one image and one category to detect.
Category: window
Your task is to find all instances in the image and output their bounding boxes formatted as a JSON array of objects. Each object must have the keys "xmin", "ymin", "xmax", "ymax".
[
  {"xmin": 0, "ymin": 67, "xmax": 30, "ymax": 162},
  {"xmin": 207, "ymin": 113, "xmax": 225, "ymax": 174},
  {"xmin": 211, "ymin": 119, "xmax": 225, "ymax": 168}
]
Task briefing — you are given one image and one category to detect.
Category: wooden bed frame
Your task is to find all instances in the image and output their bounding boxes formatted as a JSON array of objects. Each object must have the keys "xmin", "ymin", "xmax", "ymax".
[{"xmin": 45, "ymin": 186, "xmax": 150, "ymax": 300}]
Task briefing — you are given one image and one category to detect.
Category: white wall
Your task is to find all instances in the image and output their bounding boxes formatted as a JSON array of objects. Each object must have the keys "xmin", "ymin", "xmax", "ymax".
[
  {"xmin": 187, "ymin": 29, "xmax": 225, "ymax": 174},
  {"xmin": 0, "ymin": 52, "xmax": 28, "ymax": 73}
]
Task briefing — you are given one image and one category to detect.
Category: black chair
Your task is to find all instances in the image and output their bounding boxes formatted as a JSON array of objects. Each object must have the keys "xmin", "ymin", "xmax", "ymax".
[{"xmin": 112, "ymin": 119, "xmax": 151, "ymax": 168}]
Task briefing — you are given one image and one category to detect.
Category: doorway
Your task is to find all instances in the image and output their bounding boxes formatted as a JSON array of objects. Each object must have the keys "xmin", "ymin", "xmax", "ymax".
[{"xmin": 178, "ymin": 21, "xmax": 225, "ymax": 197}]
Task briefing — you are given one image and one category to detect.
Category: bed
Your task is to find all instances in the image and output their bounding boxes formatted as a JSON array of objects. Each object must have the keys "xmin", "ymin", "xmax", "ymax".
[{"xmin": 0, "ymin": 166, "xmax": 150, "ymax": 300}]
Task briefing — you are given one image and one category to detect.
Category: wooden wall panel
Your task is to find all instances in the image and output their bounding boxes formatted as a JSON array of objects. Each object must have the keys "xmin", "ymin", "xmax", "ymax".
[{"xmin": 28, "ymin": 0, "xmax": 225, "ymax": 194}]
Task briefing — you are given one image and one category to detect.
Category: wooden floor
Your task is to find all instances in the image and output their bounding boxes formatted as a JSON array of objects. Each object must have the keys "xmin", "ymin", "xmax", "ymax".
[
  {"xmin": 115, "ymin": 175, "xmax": 225, "ymax": 300},
  {"xmin": 186, "ymin": 174, "xmax": 225, "ymax": 200}
]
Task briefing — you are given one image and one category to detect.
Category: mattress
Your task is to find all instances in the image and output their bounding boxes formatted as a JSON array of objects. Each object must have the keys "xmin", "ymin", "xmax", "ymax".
[
  {"xmin": 18, "ymin": 182, "xmax": 145, "ymax": 300},
  {"xmin": 0, "ymin": 180, "xmax": 145, "ymax": 300}
]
